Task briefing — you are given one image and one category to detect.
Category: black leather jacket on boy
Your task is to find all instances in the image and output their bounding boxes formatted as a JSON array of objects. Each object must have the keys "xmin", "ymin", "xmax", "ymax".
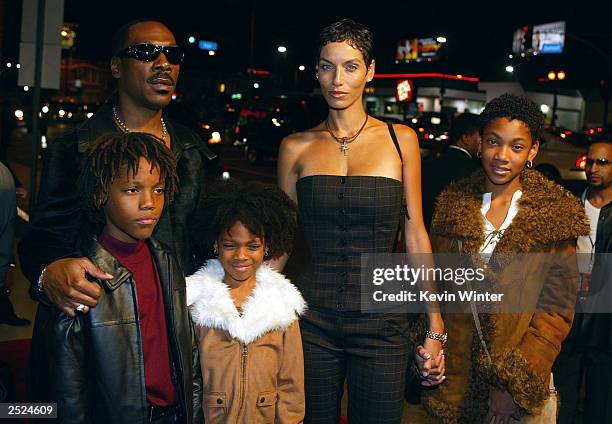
[{"xmin": 30, "ymin": 236, "xmax": 203, "ymax": 424}]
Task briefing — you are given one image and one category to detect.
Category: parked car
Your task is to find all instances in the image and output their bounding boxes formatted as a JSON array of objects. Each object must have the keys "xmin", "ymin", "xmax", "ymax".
[
  {"xmin": 533, "ymin": 128, "xmax": 587, "ymax": 181},
  {"xmin": 235, "ymin": 94, "xmax": 327, "ymax": 164}
]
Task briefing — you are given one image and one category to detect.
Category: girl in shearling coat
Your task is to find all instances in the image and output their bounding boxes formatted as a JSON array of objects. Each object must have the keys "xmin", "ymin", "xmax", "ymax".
[
  {"xmin": 186, "ymin": 180, "xmax": 306, "ymax": 424},
  {"xmin": 407, "ymin": 95, "xmax": 589, "ymax": 423}
]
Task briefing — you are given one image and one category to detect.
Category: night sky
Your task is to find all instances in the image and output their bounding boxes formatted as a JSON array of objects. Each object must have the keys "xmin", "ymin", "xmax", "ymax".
[{"xmin": 3, "ymin": 0, "xmax": 612, "ymax": 89}]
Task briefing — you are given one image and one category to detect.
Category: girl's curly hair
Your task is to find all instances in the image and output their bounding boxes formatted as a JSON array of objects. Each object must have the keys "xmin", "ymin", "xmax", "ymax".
[{"xmin": 191, "ymin": 179, "xmax": 298, "ymax": 266}]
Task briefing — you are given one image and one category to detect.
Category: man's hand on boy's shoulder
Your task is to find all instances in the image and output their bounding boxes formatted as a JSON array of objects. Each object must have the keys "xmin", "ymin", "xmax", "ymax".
[{"xmin": 41, "ymin": 257, "xmax": 113, "ymax": 316}]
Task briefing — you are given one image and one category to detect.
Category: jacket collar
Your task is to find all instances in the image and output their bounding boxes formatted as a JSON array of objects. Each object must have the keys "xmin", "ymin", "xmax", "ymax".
[
  {"xmin": 582, "ymin": 187, "xmax": 612, "ymax": 210},
  {"xmin": 81, "ymin": 236, "xmax": 168, "ymax": 292},
  {"xmin": 81, "ymin": 236, "xmax": 132, "ymax": 291},
  {"xmin": 186, "ymin": 259, "xmax": 307, "ymax": 345},
  {"xmin": 76, "ymin": 99, "xmax": 199, "ymax": 154},
  {"xmin": 449, "ymin": 144, "xmax": 473, "ymax": 159},
  {"xmin": 431, "ymin": 168, "xmax": 590, "ymax": 255}
]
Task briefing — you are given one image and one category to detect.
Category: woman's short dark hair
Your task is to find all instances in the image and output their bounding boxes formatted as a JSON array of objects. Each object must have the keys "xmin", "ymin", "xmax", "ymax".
[
  {"xmin": 191, "ymin": 180, "xmax": 298, "ymax": 266},
  {"xmin": 478, "ymin": 94, "xmax": 544, "ymax": 142},
  {"xmin": 78, "ymin": 132, "xmax": 178, "ymax": 232},
  {"xmin": 316, "ymin": 18, "xmax": 374, "ymax": 66}
]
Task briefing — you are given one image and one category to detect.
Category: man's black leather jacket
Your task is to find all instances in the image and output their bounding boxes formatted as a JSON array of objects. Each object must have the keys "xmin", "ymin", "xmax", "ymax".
[
  {"xmin": 30, "ymin": 236, "xmax": 203, "ymax": 423},
  {"xmin": 568, "ymin": 189, "xmax": 612, "ymax": 352}
]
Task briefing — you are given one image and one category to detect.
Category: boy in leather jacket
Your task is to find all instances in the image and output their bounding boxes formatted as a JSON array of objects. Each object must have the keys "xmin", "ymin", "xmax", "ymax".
[{"xmin": 30, "ymin": 132, "xmax": 202, "ymax": 424}]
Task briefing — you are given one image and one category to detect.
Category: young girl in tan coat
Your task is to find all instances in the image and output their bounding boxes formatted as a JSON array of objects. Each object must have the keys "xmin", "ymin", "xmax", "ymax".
[
  {"xmin": 408, "ymin": 94, "xmax": 589, "ymax": 423},
  {"xmin": 186, "ymin": 180, "xmax": 306, "ymax": 424}
]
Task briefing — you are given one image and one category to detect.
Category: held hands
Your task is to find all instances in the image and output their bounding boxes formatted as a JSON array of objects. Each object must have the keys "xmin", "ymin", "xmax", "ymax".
[
  {"xmin": 485, "ymin": 388, "xmax": 521, "ymax": 424},
  {"xmin": 414, "ymin": 338, "xmax": 445, "ymax": 387},
  {"xmin": 42, "ymin": 258, "xmax": 112, "ymax": 316}
]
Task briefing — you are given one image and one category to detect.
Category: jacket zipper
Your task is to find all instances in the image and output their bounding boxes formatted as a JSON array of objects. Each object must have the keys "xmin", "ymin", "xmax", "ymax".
[{"xmin": 236, "ymin": 343, "xmax": 249, "ymax": 423}]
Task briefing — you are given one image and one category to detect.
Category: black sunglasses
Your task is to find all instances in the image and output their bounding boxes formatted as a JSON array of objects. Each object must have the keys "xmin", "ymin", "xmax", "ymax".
[
  {"xmin": 116, "ymin": 43, "xmax": 184, "ymax": 65},
  {"xmin": 586, "ymin": 157, "xmax": 612, "ymax": 167}
]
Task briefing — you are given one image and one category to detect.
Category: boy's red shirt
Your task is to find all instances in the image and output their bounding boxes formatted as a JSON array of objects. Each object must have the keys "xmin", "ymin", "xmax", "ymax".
[{"xmin": 99, "ymin": 232, "xmax": 176, "ymax": 407}]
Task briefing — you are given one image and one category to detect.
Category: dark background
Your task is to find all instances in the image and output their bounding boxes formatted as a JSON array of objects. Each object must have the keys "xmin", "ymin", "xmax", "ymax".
[{"xmin": 2, "ymin": 0, "xmax": 611, "ymax": 90}]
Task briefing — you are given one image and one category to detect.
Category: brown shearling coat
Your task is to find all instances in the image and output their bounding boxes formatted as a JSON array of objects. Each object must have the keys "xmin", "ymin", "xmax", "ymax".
[
  {"xmin": 409, "ymin": 169, "xmax": 589, "ymax": 424},
  {"xmin": 187, "ymin": 260, "xmax": 306, "ymax": 424}
]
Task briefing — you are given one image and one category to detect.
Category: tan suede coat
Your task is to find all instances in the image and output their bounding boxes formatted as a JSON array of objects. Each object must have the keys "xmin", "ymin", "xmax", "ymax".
[
  {"xmin": 187, "ymin": 260, "xmax": 306, "ymax": 424},
  {"xmin": 409, "ymin": 169, "xmax": 589, "ymax": 424}
]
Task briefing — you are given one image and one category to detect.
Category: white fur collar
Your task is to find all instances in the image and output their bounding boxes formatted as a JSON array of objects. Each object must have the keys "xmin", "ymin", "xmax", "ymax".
[{"xmin": 186, "ymin": 260, "xmax": 306, "ymax": 345}]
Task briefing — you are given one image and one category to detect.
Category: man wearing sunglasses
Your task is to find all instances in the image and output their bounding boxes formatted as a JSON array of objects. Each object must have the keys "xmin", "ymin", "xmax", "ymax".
[
  {"xmin": 554, "ymin": 139, "xmax": 612, "ymax": 423},
  {"xmin": 19, "ymin": 20, "xmax": 214, "ymax": 321}
]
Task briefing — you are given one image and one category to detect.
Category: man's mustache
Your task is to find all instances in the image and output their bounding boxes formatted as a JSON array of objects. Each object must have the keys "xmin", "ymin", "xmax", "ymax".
[{"xmin": 147, "ymin": 73, "xmax": 175, "ymax": 86}]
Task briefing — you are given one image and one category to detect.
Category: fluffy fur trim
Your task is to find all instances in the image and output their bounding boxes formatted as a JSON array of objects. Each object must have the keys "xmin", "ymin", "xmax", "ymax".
[
  {"xmin": 186, "ymin": 260, "xmax": 306, "ymax": 345},
  {"xmin": 431, "ymin": 169, "xmax": 590, "ymax": 256},
  {"xmin": 481, "ymin": 347, "xmax": 550, "ymax": 415}
]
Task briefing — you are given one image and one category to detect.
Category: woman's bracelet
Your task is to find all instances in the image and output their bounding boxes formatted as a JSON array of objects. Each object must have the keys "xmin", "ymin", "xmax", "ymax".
[{"xmin": 425, "ymin": 330, "xmax": 447, "ymax": 346}]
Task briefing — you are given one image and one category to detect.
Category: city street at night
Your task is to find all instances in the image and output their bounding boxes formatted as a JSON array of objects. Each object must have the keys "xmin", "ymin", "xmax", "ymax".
[{"xmin": 1, "ymin": 1, "xmax": 611, "ymax": 423}]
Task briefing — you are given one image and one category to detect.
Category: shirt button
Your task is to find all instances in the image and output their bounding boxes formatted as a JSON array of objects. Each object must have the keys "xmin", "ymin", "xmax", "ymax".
[
  {"xmin": 340, "ymin": 177, "xmax": 346, "ymax": 184},
  {"xmin": 336, "ymin": 302, "xmax": 343, "ymax": 310},
  {"xmin": 260, "ymin": 397, "xmax": 266, "ymax": 403},
  {"xmin": 217, "ymin": 398, "xmax": 223, "ymax": 404},
  {"xmin": 338, "ymin": 193, "xmax": 344, "ymax": 199}
]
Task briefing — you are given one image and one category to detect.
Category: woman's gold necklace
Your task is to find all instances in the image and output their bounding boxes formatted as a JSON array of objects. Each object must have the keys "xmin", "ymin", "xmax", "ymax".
[{"xmin": 325, "ymin": 115, "xmax": 368, "ymax": 156}]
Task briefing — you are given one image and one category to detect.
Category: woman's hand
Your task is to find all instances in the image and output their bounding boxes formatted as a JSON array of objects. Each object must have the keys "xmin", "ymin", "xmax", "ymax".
[
  {"xmin": 414, "ymin": 339, "xmax": 445, "ymax": 387},
  {"xmin": 485, "ymin": 388, "xmax": 521, "ymax": 424}
]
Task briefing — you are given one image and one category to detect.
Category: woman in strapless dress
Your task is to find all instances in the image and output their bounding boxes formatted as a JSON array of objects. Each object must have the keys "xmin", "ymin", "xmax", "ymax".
[{"xmin": 275, "ymin": 19, "xmax": 446, "ymax": 424}]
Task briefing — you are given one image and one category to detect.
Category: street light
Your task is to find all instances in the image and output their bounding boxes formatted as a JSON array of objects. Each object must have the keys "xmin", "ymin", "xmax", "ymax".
[
  {"xmin": 298, "ymin": 65, "xmax": 306, "ymax": 71},
  {"xmin": 436, "ymin": 36, "xmax": 447, "ymax": 43},
  {"xmin": 505, "ymin": 65, "xmax": 514, "ymax": 73},
  {"xmin": 277, "ymin": 45, "xmax": 287, "ymax": 53},
  {"xmin": 188, "ymin": 36, "xmax": 196, "ymax": 44}
]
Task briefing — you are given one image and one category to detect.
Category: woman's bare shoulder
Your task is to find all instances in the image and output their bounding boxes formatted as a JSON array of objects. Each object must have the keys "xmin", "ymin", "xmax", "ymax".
[
  {"xmin": 390, "ymin": 123, "xmax": 418, "ymax": 140},
  {"xmin": 280, "ymin": 122, "xmax": 327, "ymax": 150}
]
